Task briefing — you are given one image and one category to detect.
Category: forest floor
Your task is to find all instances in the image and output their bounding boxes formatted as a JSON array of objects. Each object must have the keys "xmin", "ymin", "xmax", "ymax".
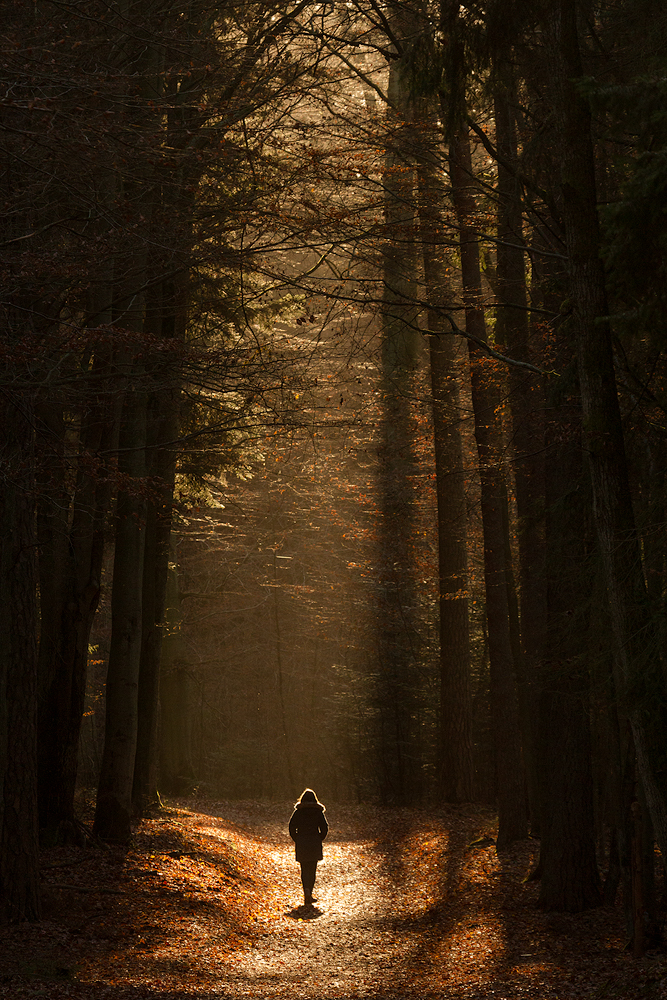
[{"xmin": 1, "ymin": 798, "xmax": 666, "ymax": 1000}]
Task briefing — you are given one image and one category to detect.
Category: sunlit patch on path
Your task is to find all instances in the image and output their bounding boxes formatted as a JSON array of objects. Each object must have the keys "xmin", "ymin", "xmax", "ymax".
[{"xmin": 223, "ymin": 827, "xmax": 414, "ymax": 998}]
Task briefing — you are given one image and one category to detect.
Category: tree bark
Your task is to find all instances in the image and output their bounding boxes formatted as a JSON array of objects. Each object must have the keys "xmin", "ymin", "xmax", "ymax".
[
  {"xmin": 416, "ymin": 108, "xmax": 473, "ymax": 803},
  {"xmin": 93, "ymin": 27, "xmax": 157, "ymax": 838},
  {"xmin": 548, "ymin": 0, "xmax": 667, "ymax": 861},
  {"xmin": 0, "ymin": 395, "xmax": 41, "ymax": 922},
  {"xmin": 36, "ymin": 366, "xmax": 119, "ymax": 842},
  {"xmin": 132, "ymin": 392, "xmax": 177, "ymax": 815},
  {"xmin": 132, "ymin": 277, "xmax": 182, "ymax": 815},
  {"xmin": 93, "ymin": 383, "xmax": 148, "ymax": 843},
  {"xmin": 537, "ymin": 387, "xmax": 601, "ymax": 910},
  {"xmin": 375, "ymin": 50, "xmax": 424, "ymax": 805},
  {"xmin": 449, "ymin": 131, "xmax": 527, "ymax": 845},
  {"xmin": 493, "ymin": 80, "xmax": 546, "ymax": 834},
  {"xmin": 159, "ymin": 554, "xmax": 196, "ymax": 795}
]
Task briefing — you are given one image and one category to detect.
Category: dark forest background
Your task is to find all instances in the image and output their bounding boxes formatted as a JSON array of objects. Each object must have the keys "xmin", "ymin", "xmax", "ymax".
[{"xmin": 2, "ymin": 0, "xmax": 667, "ymax": 952}]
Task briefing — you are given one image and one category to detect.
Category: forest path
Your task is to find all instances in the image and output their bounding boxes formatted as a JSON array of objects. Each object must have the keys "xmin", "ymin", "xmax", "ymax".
[
  {"xmin": 1, "ymin": 798, "xmax": 658, "ymax": 1000},
  {"xmin": 220, "ymin": 802, "xmax": 430, "ymax": 998}
]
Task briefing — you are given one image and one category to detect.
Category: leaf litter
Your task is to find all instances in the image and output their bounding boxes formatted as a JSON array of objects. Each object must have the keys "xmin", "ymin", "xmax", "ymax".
[{"xmin": 0, "ymin": 798, "xmax": 665, "ymax": 999}]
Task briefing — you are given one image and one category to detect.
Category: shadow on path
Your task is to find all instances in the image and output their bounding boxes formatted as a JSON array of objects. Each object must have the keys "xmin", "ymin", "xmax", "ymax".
[{"xmin": 286, "ymin": 903, "xmax": 324, "ymax": 920}]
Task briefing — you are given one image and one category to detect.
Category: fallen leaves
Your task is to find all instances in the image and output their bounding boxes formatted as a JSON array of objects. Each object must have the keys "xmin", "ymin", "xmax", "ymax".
[{"xmin": 0, "ymin": 799, "xmax": 664, "ymax": 999}]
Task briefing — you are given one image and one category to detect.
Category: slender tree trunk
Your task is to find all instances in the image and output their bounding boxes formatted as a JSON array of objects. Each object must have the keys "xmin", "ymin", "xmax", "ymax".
[
  {"xmin": 159, "ymin": 552, "xmax": 196, "ymax": 795},
  {"xmin": 548, "ymin": 0, "xmax": 667, "ymax": 861},
  {"xmin": 449, "ymin": 131, "xmax": 527, "ymax": 846},
  {"xmin": 416, "ymin": 108, "xmax": 473, "ymax": 802},
  {"xmin": 132, "ymin": 498, "xmax": 164, "ymax": 814},
  {"xmin": 273, "ymin": 548, "xmax": 295, "ymax": 793}
]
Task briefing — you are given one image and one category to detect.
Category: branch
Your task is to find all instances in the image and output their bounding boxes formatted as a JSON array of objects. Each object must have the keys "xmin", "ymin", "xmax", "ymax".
[
  {"xmin": 364, "ymin": 0, "xmax": 404, "ymax": 57},
  {"xmin": 321, "ymin": 42, "xmax": 393, "ymax": 110},
  {"xmin": 432, "ymin": 311, "xmax": 559, "ymax": 377},
  {"xmin": 466, "ymin": 115, "xmax": 561, "ymax": 221}
]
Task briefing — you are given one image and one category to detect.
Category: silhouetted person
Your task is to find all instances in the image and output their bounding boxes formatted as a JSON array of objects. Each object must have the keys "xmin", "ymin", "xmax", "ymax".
[{"xmin": 288, "ymin": 788, "xmax": 328, "ymax": 904}]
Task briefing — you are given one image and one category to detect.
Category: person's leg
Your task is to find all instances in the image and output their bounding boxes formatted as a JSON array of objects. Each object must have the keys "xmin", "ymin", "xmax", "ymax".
[
  {"xmin": 308, "ymin": 859, "xmax": 318, "ymax": 899},
  {"xmin": 300, "ymin": 859, "xmax": 317, "ymax": 902}
]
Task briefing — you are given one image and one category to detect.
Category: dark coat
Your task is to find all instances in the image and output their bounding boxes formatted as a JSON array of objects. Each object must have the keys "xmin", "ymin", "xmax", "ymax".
[{"xmin": 288, "ymin": 802, "xmax": 328, "ymax": 862}]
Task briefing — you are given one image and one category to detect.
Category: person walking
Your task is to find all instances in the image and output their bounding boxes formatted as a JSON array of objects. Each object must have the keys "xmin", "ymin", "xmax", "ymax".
[{"xmin": 288, "ymin": 788, "xmax": 328, "ymax": 904}]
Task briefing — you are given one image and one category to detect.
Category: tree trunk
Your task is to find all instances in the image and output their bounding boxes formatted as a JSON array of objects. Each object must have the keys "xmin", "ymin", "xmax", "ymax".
[
  {"xmin": 131, "ymin": 400, "xmax": 176, "ymax": 815},
  {"xmin": 35, "ymin": 403, "xmax": 71, "ymax": 840},
  {"xmin": 537, "ymin": 388, "xmax": 600, "ymax": 910},
  {"xmin": 159, "ymin": 554, "xmax": 196, "ymax": 795},
  {"xmin": 36, "ymin": 365, "xmax": 119, "ymax": 842},
  {"xmin": 538, "ymin": 666, "xmax": 601, "ymax": 910},
  {"xmin": 93, "ymin": 384, "xmax": 148, "ymax": 843},
  {"xmin": 93, "ymin": 36, "xmax": 156, "ymax": 837},
  {"xmin": 132, "ymin": 284, "xmax": 181, "ymax": 815},
  {"xmin": 548, "ymin": 0, "xmax": 667, "ymax": 861},
  {"xmin": 494, "ymin": 81, "xmax": 546, "ymax": 834},
  {"xmin": 449, "ymin": 131, "xmax": 527, "ymax": 846},
  {"xmin": 375, "ymin": 50, "xmax": 424, "ymax": 805},
  {"xmin": 416, "ymin": 108, "xmax": 473, "ymax": 803},
  {"xmin": 0, "ymin": 395, "xmax": 41, "ymax": 922}
]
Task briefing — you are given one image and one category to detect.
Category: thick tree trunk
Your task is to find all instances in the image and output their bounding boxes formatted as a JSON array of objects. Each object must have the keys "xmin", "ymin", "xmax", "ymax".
[
  {"xmin": 132, "ymin": 351, "xmax": 180, "ymax": 815},
  {"xmin": 131, "ymin": 436, "xmax": 173, "ymax": 815},
  {"xmin": 93, "ymin": 50, "xmax": 155, "ymax": 835},
  {"xmin": 493, "ymin": 83, "xmax": 546, "ymax": 833},
  {"xmin": 416, "ymin": 110, "xmax": 473, "ymax": 803},
  {"xmin": 600, "ymin": 705, "xmax": 632, "ymax": 912},
  {"xmin": 449, "ymin": 131, "xmax": 527, "ymax": 846},
  {"xmin": 376, "ymin": 52, "xmax": 424, "ymax": 805},
  {"xmin": 0, "ymin": 395, "xmax": 41, "ymax": 922},
  {"xmin": 93, "ymin": 384, "xmax": 148, "ymax": 843},
  {"xmin": 36, "ymin": 374, "xmax": 118, "ymax": 842},
  {"xmin": 35, "ymin": 403, "xmax": 71, "ymax": 840},
  {"xmin": 538, "ymin": 668, "xmax": 601, "ymax": 910},
  {"xmin": 549, "ymin": 0, "xmax": 667, "ymax": 861},
  {"xmin": 131, "ymin": 51, "xmax": 184, "ymax": 815},
  {"xmin": 537, "ymin": 394, "xmax": 601, "ymax": 911}
]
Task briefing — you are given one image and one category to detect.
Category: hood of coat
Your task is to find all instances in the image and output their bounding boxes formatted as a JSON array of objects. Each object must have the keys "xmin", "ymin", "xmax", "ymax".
[{"xmin": 294, "ymin": 801, "xmax": 325, "ymax": 811}]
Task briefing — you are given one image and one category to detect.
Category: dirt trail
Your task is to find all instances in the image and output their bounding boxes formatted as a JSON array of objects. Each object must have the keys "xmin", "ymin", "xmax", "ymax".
[
  {"xmin": 156, "ymin": 801, "xmax": 664, "ymax": 1000},
  {"xmin": 1, "ymin": 799, "xmax": 664, "ymax": 1000},
  {"xmin": 221, "ymin": 806, "xmax": 416, "ymax": 998}
]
